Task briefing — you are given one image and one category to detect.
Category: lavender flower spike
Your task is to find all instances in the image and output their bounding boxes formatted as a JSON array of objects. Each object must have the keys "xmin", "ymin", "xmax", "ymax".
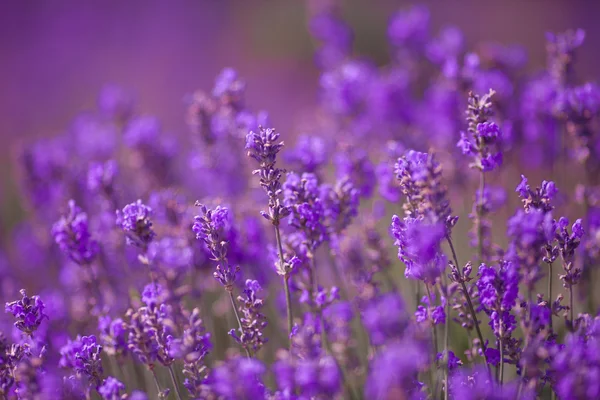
[
  {"xmin": 5, "ymin": 289, "xmax": 48, "ymax": 337},
  {"xmin": 246, "ymin": 126, "xmax": 290, "ymax": 228},
  {"xmin": 116, "ymin": 199, "xmax": 156, "ymax": 249},
  {"xmin": 192, "ymin": 203, "xmax": 239, "ymax": 289},
  {"xmin": 52, "ymin": 199, "xmax": 99, "ymax": 265}
]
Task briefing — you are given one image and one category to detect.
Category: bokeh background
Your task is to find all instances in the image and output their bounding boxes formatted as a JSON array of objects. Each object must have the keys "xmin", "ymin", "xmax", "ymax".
[{"xmin": 1, "ymin": 0, "xmax": 599, "ymax": 232}]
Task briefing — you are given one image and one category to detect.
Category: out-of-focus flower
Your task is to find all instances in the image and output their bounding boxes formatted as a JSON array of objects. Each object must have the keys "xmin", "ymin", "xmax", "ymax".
[{"xmin": 52, "ymin": 200, "xmax": 99, "ymax": 265}]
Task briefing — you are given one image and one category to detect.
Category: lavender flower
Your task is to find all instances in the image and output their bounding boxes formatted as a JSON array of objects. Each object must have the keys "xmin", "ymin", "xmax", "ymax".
[
  {"xmin": 546, "ymin": 29, "xmax": 585, "ymax": 86},
  {"xmin": 98, "ymin": 376, "xmax": 125, "ymax": 400},
  {"xmin": 458, "ymin": 90, "xmax": 503, "ymax": 171},
  {"xmin": 365, "ymin": 339, "xmax": 429, "ymax": 400},
  {"xmin": 285, "ymin": 134, "xmax": 328, "ymax": 173},
  {"xmin": 246, "ymin": 126, "xmax": 290, "ymax": 227},
  {"xmin": 87, "ymin": 159, "xmax": 118, "ymax": 195},
  {"xmin": 395, "ymin": 150, "xmax": 456, "ymax": 230},
  {"xmin": 169, "ymin": 308, "xmax": 212, "ymax": 398},
  {"xmin": 507, "ymin": 209, "xmax": 555, "ymax": 291},
  {"xmin": 59, "ymin": 335, "xmax": 104, "ymax": 389},
  {"xmin": 362, "ymin": 293, "xmax": 409, "ymax": 346},
  {"xmin": 192, "ymin": 204, "xmax": 239, "ymax": 288},
  {"xmin": 283, "ymin": 172, "xmax": 328, "ymax": 254},
  {"xmin": 5, "ymin": 289, "xmax": 47, "ymax": 337},
  {"xmin": 116, "ymin": 200, "xmax": 156, "ymax": 249},
  {"xmin": 390, "ymin": 215, "xmax": 447, "ymax": 283},
  {"xmin": 556, "ymin": 217, "xmax": 584, "ymax": 289},
  {"xmin": 98, "ymin": 316, "xmax": 129, "ymax": 359},
  {"xmin": 228, "ymin": 280, "xmax": 268, "ymax": 354},
  {"xmin": 125, "ymin": 283, "xmax": 176, "ymax": 370},
  {"xmin": 516, "ymin": 175, "xmax": 557, "ymax": 213},
  {"xmin": 208, "ymin": 357, "xmax": 267, "ymax": 399},
  {"xmin": 52, "ymin": 200, "xmax": 99, "ymax": 265}
]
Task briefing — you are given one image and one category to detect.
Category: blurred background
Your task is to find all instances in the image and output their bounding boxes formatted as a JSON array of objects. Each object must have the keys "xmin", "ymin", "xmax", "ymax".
[{"xmin": 1, "ymin": 0, "xmax": 599, "ymax": 230}]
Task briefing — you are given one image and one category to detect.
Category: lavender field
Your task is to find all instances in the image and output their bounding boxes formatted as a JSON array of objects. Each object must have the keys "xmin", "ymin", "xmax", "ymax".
[{"xmin": 1, "ymin": 1, "xmax": 600, "ymax": 399}]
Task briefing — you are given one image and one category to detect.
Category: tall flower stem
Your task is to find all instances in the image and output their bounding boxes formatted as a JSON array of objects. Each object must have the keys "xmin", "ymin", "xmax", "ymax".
[
  {"xmin": 446, "ymin": 235, "xmax": 491, "ymax": 372},
  {"xmin": 547, "ymin": 261, "xmax": 554, "ymax": 331},
  {"xmin": 149, "ymin": 365, "xmax": 163, "ymax": 398},
  {"xmin": 168, "ymin": 365, "xmax": 184, "ymax": 400},
  {"xmin": 274, "ymin": 224, "xmax": 294, "ymax": 349},
  {"xmin": 477, "ymin": 171, "xmax": 486, "ymax": 261},
  {"xmin": 228, "ymin": 289, "xmax": 252, "ymax": 358},
  {"xmin": 569, "ymin": 286, "xmax": 574, "ymax": 328},
  {"xmin": 441, "ymin": 276, "xmax": 450, "ymax": 400},
  {"xmin": 425, "ymin": 283, "xmax": 440, "ymax": 397},
  {"xmin": 499, "ymin": 325, "xmax": 504, "ymax": 385}
]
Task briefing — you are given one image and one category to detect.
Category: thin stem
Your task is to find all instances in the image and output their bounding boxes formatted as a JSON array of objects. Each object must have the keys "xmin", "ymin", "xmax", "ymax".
[
  {"xmin": 442, "ymin": 276, "xmax": 450, "ymax": 400},
  {"xmin": 569, "ymin": 286, "xmax": 574, "ymax": 327},
  {"xmin": 446, "ymin": 235, "xmax": 491, "ymax": 373},
  {"xmin": 425, "ymin": 283, "xmax": 439, "ymax": 398},
  {"xmin": 477, "ymin": 171, "xmax": 486, "ymax": 262},
  {"xmin": 168, "ymin": 365, "xmax": 184, "ymax": 400},
  {"xmin": 425, "ymin": 284, "xmax": 440, "ymax": 356},
  {"xmin": 274, "ymin": 224, "xmax": 294, "ymax": 347},
  {"xmin": 228, "ymin": 290, "xmax": 252, "ymax": 358},
  {"xmin": 283, "ymin": 274, "xmax": 294, "ymax": 347},
  {"xmin": 150, "ymin": 366, "xmax": 163, "ymax": 397},
  {"xmin": 499, "ymin": 331, "xmax": 504, "ymax": 385},
  {"xmin": 547, "ymin": 261, "xmax": 554, "ymax": 331}
]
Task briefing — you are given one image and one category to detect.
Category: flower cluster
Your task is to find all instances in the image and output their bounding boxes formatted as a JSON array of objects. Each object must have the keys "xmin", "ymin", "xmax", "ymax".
[
  {"xmin": 5, "ymin": 5, "xmax": 600, "ymax": 400},
  {"xmin": 5, "ymin": 290, "xmax": 47, "ymax": 337},
  {"xmin": 52, "ymin": 200, "xmax": 99, "ymax": 265}
]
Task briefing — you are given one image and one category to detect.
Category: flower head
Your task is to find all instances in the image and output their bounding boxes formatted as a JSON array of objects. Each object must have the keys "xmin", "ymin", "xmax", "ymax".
[
  {"xmin": 116, "ymin": 200, "xmax": 156, "ymax": 249},
  {"xmin": 52, "ymin": 200, "xmax": 99, "ymax": 265},
  {"xmin": 5, "ymin": 289, "xmax": 47, "ymax": 336}
]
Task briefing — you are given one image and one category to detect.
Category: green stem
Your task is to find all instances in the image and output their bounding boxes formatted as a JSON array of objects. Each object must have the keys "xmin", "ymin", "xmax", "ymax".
[
  {"xmin": 274, "ymin": 224, "xmax": 294, "ymax": 347},
  {"xmin": 442, "ymin": 276, "xmax": 450, "ymax": 400},
  {"xmin": 446, "ymin": 235, "xmax": 491, "ymax": 373},
  {"xmin": 149, "ymin": 366, "xmax": 163, "ymax": 397},
  {"xmin": 477, "ymin": 171, "xmax": 485, "ymax": 262},
  {"xmin": 547, "ymin": 261, "xmax": 554, "ymax": 331},
  {"xmin": 167, "ymin": 365, "xmax": 184, "ymax": 400}
]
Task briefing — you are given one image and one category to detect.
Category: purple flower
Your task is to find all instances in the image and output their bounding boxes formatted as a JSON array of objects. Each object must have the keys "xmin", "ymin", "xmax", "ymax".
[
  {"xmin": 212, "ymin": 68, "xmax": 245, "ymax": 107},
  {"xmin": 116, "ymin": 200, "xmax": 156, "ymax": 249},
  {"xmin": 59, "ymin": 335, "xmax": 104, "ymax": 388},
  {"xmin": 516, "ymin": 174, "xmax": 557, "ymax": 213},
  {"xmin": 390, "ymin": 215, "xmax": 447, "ymax": 283},
  {"xmin": 395, "ymin": 150, "xmax": 455, "ymax": 229},
  {"xmin": 387, "ymin": 5, "xmax": 430, "ymax": 49},
  {"xmin": 246, "ymin": 126, "xmax": 290, "ymax": 226},
  {"xmin": 98, "ymin": 316, "xmax": 129, "ymax": 358},
  {"xmin": 5, "ymin": 289, "xmax": 47, "ymax": 336},
  {"xmin": 285, "ymin": 134, "xmax": 328, "ymax": 173},
  {"xmin": 192, "ymin": 204, "xmax": 239, "ymax": 288},
  {"xmin": 141, "ymin": 283, "xmax": 165, "ymax": 308},
  {"xmin": 362, "ymin": 293, "xmax": 408, "ymax": 346},
  {"xmin": 334, "ymin": 146, "xmax": 376, "ymax": 198},
  {"xmin": 170, "ymin": 308, "xmax": 212, "ymax": 398},
  {"xmin": 437, "ymin": 351, "xmax": 463, "ymax": 371},
  {"xmin": 123, "ymin": 116, "xmax": 161, "ymax": 148},
  {"xmin": 87, "ymin": 160, "xmax": 118, "ymax": 194},
  {"xmin": 208, "ymin": 357, "xmax": 266, "ymax": 399},
  {"xmin": 320, "ymin": 60, "xmax": 375, "ymax": 116},
  {"xmin": 458, "ymin": 90, "xmax": 503, "ymax": 171},
  {"xmin": 229, "ymin": 280, "xmax": 268, "ymax": 354},
  {"xmin": 52, "ymin": 200, "xmax": 99, "ymax": 265},
  {"xmin": 283, "ymin": 173, "xmax": 329, "ymax": 253},
  {"xmin": 507, "ymin": 209, "xmax": 554, "ymax": 290},
  {"xmin": 449, "ymin": 366, "xmax": 520, "ymax": 400},
  {"xmin": 98, "ymin": 377, "xmax": 125, "ymax": 400},
  {"xmin": 365, "ymin": 340, "xmax": 429, "ymax": 400}
]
